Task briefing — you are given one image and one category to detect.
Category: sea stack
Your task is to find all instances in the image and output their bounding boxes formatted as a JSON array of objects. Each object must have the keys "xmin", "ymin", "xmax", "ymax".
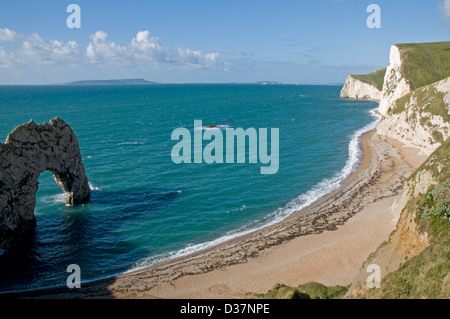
[{"xmin": 0, "ymin": 117, "xmax": 90, "ymax": 244}]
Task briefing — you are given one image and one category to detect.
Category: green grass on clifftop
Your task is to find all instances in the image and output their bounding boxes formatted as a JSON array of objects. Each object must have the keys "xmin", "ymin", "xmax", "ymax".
[
  {"xmin": 352, "ymin": 68, "xmax": 386, "ymax": 91},
  {"xmin": 397, "ymin": 41, "xmax": 450, "ymax": 90}
]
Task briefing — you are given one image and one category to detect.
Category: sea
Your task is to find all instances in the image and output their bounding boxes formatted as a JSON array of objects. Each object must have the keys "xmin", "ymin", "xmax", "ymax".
[{"xmin": 0, "ymin": 84, "xmax": 379, "ymax": 292}]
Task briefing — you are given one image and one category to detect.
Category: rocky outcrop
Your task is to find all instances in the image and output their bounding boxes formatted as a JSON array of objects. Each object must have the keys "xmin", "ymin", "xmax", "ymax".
[
  {"xmin": 340, "ymin": 75, "xmax": 382, "ymax": 101},
  {"xmin": 378, "ymin": 45, "xmax": 412, "ymax": 115},
  {"xmin": 0, "ymin": 117, "xmax": 90, "ymax": 244}
]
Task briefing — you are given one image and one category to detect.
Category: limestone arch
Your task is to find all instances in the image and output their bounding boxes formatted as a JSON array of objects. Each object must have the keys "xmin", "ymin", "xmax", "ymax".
[{"xmin": 0, "ymin": 118, "xmax": 90, "ymax": 243}]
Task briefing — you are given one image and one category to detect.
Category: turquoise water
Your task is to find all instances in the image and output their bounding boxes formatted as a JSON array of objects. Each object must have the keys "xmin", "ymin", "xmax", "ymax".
[{"xmin": 0, "ymin": 84, "xmax": 379, "ymax": 292}]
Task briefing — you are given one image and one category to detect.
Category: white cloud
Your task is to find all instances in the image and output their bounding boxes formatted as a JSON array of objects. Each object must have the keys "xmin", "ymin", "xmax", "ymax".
[
  {"xmin": 83, "ymin": 30, "xmax": 223, "ymax": 68},
  {"xmin": 91, "ymin": 31, "xmax": 108, "ymax": 43},
  {"xmin": 0, "ymin": 28, "xmax": 223, "ymax": 71},
  {"xmin": 128, "ymin": 30, "xmax": 221, "ymax": 67},
  {"xmin": 0, "ymin": 47, "xmax": 15, "ymax": 67},
  {"xmin": 0, "ymin": 28, "xmax": 225, "ymax": 82},
  {"xmin": 21, "ymin": 33, "xmax": 80, "ymax": 65},
  {"xmin": 0, "ymin": 27, "xmax": 20, "ymax": 42},
  {"xmin": 439, "ymin": 0, "xmax": 450, "ymax": 21},
  {"xmin": 86, "ymin": 31, "xmax": 127, "ymax": 64},
  {"xmin": 129, "ymin": 30, "xmax": 171, "ymax": 63}
]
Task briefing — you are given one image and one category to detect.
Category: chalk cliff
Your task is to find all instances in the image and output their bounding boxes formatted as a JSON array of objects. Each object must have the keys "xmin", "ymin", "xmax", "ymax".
[
  {"xmin": 376, "ymin": 42, "xmax": 450, "ymax": 155},
  {"xmin": 378, "ymin": 45, "xmax": 412, "ymax": 115},
  {"xmin": 340, "ymin": 75, "xmax": 382, "ymax": 101},
  {"xmin": 377, "ymin": 76, "xmax": 450, "ymax": 156},
  {"xmin": 0, "ymin": 117, "xmax": 90, "ymax": 244}
]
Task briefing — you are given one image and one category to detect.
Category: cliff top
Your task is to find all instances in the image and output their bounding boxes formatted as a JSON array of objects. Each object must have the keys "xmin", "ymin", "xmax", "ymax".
[
  {"xmin": 396, "ymin": 41, "xmax": 450, "ymax": 90},
  {"xmin": 352, "ymin": 68, "xmax": 386, "ymax": 91}
]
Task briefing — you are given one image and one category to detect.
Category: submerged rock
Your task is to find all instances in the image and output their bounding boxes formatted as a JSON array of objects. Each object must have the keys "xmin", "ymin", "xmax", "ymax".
[{"xmin": 0, "ymin": 117, "xmax": 90, "ymax": 244}]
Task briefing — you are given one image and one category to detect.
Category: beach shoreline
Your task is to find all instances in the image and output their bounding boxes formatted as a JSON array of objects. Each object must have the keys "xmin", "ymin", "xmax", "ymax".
[{"xmin": 4, "ymin": 124, "xmax": 426, "ymax": 299}]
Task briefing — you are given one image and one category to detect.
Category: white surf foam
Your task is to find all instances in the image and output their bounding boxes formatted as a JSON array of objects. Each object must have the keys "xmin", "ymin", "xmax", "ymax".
[
  {"xmin": 117, "ymin": 141, "xmax": 145, "ymax": 146},
  {"xmin": 39, "ymin": 193, "xmax": 66, "ymax": 205},
  {"xmin": 89, "ymin": 182, "xmax": 102, "ymax": 191}
]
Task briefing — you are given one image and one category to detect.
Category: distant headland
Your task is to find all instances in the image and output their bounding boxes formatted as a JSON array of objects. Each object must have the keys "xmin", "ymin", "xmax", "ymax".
[{"xmin": 63, "ymin": 79, "xmax": 158, "ymax": 85}]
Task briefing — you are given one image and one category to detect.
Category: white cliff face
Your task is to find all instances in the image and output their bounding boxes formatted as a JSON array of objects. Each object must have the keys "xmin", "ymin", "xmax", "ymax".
[
  {"xmin": 378, "ymin": 45, "xmax": 411, "ymax": 115},
  {"xmin": 377, "ymin": 76, "xmax": 450, "ymax": 156},
  {"xmin": 340, "ymin": 75, "xmax": 381, "ymax": 101}
]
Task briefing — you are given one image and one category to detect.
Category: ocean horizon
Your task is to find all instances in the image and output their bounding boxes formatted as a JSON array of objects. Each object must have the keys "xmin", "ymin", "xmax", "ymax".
[{"xmin": 0, "ymin": 84, "xmax": 379, "ymax": 292}]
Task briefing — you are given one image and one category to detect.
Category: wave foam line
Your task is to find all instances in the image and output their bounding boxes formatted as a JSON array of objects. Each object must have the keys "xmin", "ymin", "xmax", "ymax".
[
  {"xmin": 117, "ymin": 141, "xmax": 146, "ymax": 146},
  {"xmin": 128, "ymin": 109, "xmax": 381, "ymax": 272},
  {"xmin": 89, "ymin": 182, "xmax": 102, "ymax": 191},
  {"xmin": 39, "ymin": 193, "xmax": 67, "ymax": 205}
]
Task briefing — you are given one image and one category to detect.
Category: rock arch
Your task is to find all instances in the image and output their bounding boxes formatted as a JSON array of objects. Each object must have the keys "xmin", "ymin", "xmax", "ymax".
[{"xmin": 0, "ymin": 117, "xmax": 90, "ymax": 244}]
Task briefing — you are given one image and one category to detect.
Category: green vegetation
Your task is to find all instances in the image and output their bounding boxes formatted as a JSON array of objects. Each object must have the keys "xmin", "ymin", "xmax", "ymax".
[
  {"xmin": 253, "ymin": 283, "xmax": 349, "ymax": 299},
  {"xmin": 397, "ymin": 41, "xmax": 450, "ymax": 90},
  {"xmin": 432, "ymin": 130, "xmax": 445, "ymax": 144},
  {"xmin": 352, "ymin": 68, "xmax": 386, "ymax": 91},
  {"xmin": 418, "ymin": 182, "xmax": 450, "ymax": 221},
  {"xmin": 392, "ymin": 87, "xmax": 448, "ymax": 119},
  {"xmin": 253, "ymin": 284, "xmax": 311, "ymax": 299},
  {"xmin": 408, "ymin": 137, "xmax": 450, "ymax": 184}
]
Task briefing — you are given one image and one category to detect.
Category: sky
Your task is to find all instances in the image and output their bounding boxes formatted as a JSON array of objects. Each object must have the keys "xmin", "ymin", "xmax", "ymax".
[{"xmin": 0, "ymin": 0, "xmax": 449, "ymax": 84}]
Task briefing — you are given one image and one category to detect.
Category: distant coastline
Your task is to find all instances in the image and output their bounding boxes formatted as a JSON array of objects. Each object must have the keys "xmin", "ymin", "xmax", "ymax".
[
  {"xmin": 58, "ymin": 79, "xmax": 344, "ymax": 86},
  {"xmin": 62, "ymin": 79, "xmax": 158, "ymax": 85},
  {"xmin": 0, "ymin": 81, "xmax": 345, "ymax": 86}
]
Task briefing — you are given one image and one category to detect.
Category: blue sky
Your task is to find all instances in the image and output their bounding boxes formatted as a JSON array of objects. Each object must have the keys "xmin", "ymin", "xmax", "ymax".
[{"xmin": 0, "ymin": 0, "xmax": 449, "ymax": 84}]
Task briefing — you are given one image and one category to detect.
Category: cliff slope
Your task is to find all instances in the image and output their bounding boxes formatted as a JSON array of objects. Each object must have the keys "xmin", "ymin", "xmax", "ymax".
[{"xmin": 348, "ymin": 137, "xmax": 449, "ymax": 298}]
